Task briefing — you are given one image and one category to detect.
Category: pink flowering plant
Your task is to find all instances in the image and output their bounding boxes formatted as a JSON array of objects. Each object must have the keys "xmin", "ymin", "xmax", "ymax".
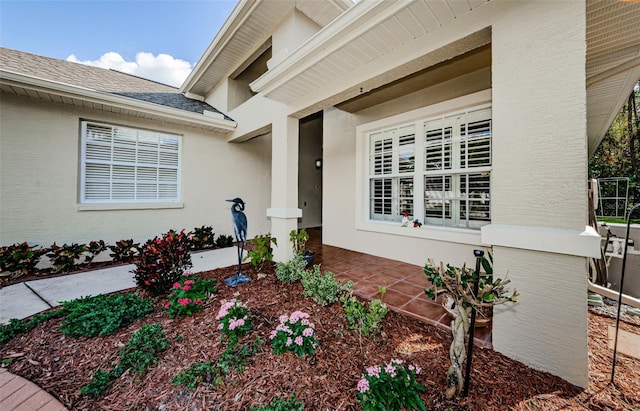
[
  {"xmin": 269, "ymin": 311, "xmax": 318, "ymax": 357},
  {"xmin": 356, "ymin": 359, "xmax": 426, "ymax": 411},
  {"xmin": 164, "ymin": 272, "xmax": 216, "ymax": 318},
  {"xmin": 216, "ymin": 297, "xmax": 252, "ymax": 347}
]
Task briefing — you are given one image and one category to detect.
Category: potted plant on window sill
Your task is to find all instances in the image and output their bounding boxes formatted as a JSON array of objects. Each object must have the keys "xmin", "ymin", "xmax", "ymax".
[{"xmin": 289, "ymin": 229, "xmax": 314, "ymax": 266}]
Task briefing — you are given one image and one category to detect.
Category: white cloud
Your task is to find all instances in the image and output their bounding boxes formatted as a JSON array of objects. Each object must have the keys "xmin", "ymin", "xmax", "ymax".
[{"xmin": 66, "ymin": 52, "xmax": 192, "ymax": 87}]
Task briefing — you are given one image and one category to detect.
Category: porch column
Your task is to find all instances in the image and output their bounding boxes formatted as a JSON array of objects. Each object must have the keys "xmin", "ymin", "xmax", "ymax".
[
  {"xmin": 268, "ymin": 115, "xmax": 301, "ymax": 262},
  {"xmin": 487, "ymin": 1, "xmax": 596, "ymax": 388}
]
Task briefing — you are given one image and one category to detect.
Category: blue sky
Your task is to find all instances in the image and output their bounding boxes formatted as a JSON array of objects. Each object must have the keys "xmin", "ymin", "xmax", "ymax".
[{"xmin": 0, "ymin": 0, "xmax": 237, "ymax": 86}]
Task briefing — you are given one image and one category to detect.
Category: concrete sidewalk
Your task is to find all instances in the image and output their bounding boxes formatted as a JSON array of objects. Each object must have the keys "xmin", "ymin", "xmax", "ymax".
[{"xmin": 0, "ymin": 247, "xmax": 239, "ymax": 324}]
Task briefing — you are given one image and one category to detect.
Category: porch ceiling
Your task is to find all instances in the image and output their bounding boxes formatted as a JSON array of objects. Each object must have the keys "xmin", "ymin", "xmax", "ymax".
[
  {"xmin": 249, "ymin": 0, "xmax": 639, "ymax": 154},
  {"xmin": 180, "ymin": 0, "xmax": 352, "ymax": 98}
]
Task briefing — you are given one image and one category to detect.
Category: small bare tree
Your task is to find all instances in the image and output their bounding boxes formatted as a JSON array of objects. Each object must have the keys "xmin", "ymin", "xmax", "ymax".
[{"xmin": 424, "ymin": 258, "xmax": 518, "ymax": 399}]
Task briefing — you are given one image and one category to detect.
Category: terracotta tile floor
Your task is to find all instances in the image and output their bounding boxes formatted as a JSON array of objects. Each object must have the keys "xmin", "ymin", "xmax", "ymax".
[{"xmin": 306, "ymin": 228, "xmax": 492, "ymax": 349}]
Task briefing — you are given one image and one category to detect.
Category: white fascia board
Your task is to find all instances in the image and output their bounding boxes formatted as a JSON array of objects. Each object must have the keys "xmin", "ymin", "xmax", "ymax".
[
  {"xmin": 481, "ymin": 224, "xmax": 602, "ymax": 258},
  {"xmin": 1, "ymin": 70, "xmax": 237, "ymax": 132},
  {"xmin": 250, "ymin": 0, "xmax": 408, "ymax": 93},
  {"xmin": 179, "ymin": 0, "xmax": 261, "ymax": 93}
]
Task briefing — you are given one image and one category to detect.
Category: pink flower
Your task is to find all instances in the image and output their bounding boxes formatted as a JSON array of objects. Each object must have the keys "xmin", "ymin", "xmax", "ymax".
[
  {"xmin": 302, "ymin": 327, "xmax": 314, "ymax": 337},
  {"xmin": 357, "ymin": 378, "xmax": 370, "ymax": 393},
  {"xmin": 366, "ymin": 365, "xmax": 381, "ymax": 378},
  {"xmin": 269, "ymin": 330, "xmax": 277, "ymax": 340},
  {"xmin": 217, "ymin": 323, "xmax": 224, "ymax": 330},
  {"xmin": 229, "ymin": 318, "xmax": 245, "ymax": 330},
  {"xmin": 172, "ymin": 282, "xmax": 181, "ymax": 289},
  {"xmin": 182, "ymin": 285, "xmax": 191, "ymax": 291},
  {"xmin": 194, "ymin": 299, "xmax": 203, "ymax": 305},
  {"xmin": 178, "ymin": 298, "xmax": 191, "ymax": 306},
  {"xmin": 286, "ymin": 337, "xmax": 292, "ymax": 347},
  {"xmin": 294, "ymin": 336, "xmax": 303, "ymax": 346},
  {"xmin": 279, "ymin": 315, "xmax": 289, "ymax": 323},
  {"xmin": 184, "ymin": 279, "xmax": 196, "ymax": 285},
  {"xmin": 164, "ymin": 301, "xmax": 171, "ymax": 309},
  {"xmin": 385, "ymin": 363, "xmax": 397, "ymax": 377}
]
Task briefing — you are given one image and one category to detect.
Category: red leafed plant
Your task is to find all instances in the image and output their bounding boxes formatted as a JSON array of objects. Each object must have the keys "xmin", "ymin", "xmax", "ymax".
[{"xmin": 133, "ymin": 229, "xmax": 193, "ymax": 295}]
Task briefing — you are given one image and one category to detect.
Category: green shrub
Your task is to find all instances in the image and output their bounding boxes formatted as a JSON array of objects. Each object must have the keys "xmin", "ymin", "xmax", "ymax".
[
  {"xmin": 0, "ymin": 242, "xmax": 48, "ymax": 276},
  {"xmin": 165, "ymin": 273, "xmax": 216, "ymax": 317},
  {"xmin": 47, "ymin": 242, "xmax": 87, "ymax": 273},
  {"xmin": 215, "ymin": 234, "xmax": 234, "ymax": 248},
  {"xmin": 357, "ymin": 359, "xmax": 426, "ymax": 411},
  {"xmin": 189, "ymin": 225, "xmax": 216, "ymax": 250},
  {"xmin": 58, "ymin": 292, "xmax": 153, "ymax": 338},
  {"xmin": 80, "ymin": 323, "xmax": 169, "ymax": 397},
  {"xmin": 275, "ymin": 255, "xmax": 307, "ymax": 283},
  {"xmin": 244, "ymin": 234, "xmax": 277, "ymax": 272},
  {"xmin": 341, "ymin": 296, "xmax": 388, "ymax": 337},
  {"xmin": 300, "ymin": 265, "xmax": 353, "ymax": 306},
  {"xmin": 251, "ymin": 395, "xmax": 305, "ymax": 411},
  {"xmin": 84, "ymin": 240, "xmax": 108, "ymax": 266},
  {"xmin": 172, "ymin": 361, "xmax": 221, "ymax": 389},
  {"xmin": 108, "ymin": 239, "xmax": 139, "ymax": 263},
  {"xmin": 0, "ymin": 309, "xmax": 66, "ymax": 344},
  {"xmin": 133, "ymin": 229, "xmax": 192, "ymax": 295}
]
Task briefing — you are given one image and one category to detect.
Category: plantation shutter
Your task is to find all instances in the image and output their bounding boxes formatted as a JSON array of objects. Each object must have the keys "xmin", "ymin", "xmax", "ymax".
[{"xmin": 81, "ymin": 121, "xmax": 181, "ymax": 203}]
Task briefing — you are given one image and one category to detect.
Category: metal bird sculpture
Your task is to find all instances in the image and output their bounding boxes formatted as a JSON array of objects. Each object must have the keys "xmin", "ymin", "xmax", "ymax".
[{"xmin": 224, "ymin": 197, "xmax": 251, "ymax": 286}]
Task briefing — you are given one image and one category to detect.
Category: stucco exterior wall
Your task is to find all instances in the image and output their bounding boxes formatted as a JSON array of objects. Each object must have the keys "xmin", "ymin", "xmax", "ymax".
[
  {"xmin": 323, "ymin": 66, "xmax": 491, "ymax": 268},
  {"xmin": 0, "ymin": 94, "xmax": 272, "ymax": 247},
  {"xmin": 490, "ymin": 1, "xmax": 589, "ymax": 387}
]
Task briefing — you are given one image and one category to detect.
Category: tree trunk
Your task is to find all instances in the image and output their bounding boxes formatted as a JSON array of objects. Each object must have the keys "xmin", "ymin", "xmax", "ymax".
[{"xmin": 445, "ymin": 299, "xmax": 471, "ymax": 399}]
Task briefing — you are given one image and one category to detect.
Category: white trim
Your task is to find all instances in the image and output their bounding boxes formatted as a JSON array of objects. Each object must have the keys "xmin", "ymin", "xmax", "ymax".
[
  {"xmin": 481, "ymin": 224, "xmax": 602, "ymax": 258},
  {"xmin": 266, "ymin": 207, "xmax": 303, "ymax": 219},
  {"xmin": 0, "ymin": 70, "xmax": 236, "ymax": 132},
  {"xmin": 355, "ymin": 90, "xmax": 492, "ymax": 244},
  {"xmin": 78, "ymin": 202, "xmax": 184, "ymax": 211}
]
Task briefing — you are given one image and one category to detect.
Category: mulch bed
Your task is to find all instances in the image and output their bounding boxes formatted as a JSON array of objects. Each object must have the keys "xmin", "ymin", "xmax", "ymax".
[{"xmin": 1, "ymin": 263, "xmax": 639, "ymax": 410}]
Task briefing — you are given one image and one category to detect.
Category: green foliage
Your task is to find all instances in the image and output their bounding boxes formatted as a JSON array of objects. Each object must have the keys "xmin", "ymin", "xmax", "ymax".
[
  {"xmin": 47, "ymin": 242, "xmax": 87, "ymax": 273},
  {"xmin": 356, "ymin": 359, "xmax": 426, "ymax": 411},
  {"xmin": 173, "ymin": 337, "xmax": 263, "ymax": 390},
  {"xmin": 80, "ymin": 323, "xmax": 169, "ymax": 397},
  {"xmin": 341, "ymin": 296, "xmax": 388, "ymax": 337},
  {"xmin": 84, "ymin": 240, "xmax": 108, "ymax": 266},
  {"xmin": 0, "ymin": 242, "xmax": 48, "ymax": 276},
  {"xmin": 289, "ymin": 229, "xmax": 309, "ymax": 255},
  {"xmin": 275, "ymin": 255, "xmax": 307, "ymax": 283},
  {"xmin": 134, "ymin": 229, "xmax": 193, "ymax": 296},
  {"xmin": 300, "ymin": 265, "xmax": 353, "ymax": 306},
  {"xmin": 172, "ymin": 361, "xmax": 220, "ymax": 389},
  {"xmin": 190, "ymin": 225, "xmax": 216, "ymax": 250},
  {"xmin": 117, "ymin": 323, "xmax": 169, "ymax": 374},
  {"xmin": 216, "ymin": 298, "xmax": 252, "ymax": 348},
  {"xmin": 108, "ymin": 239, "xmax": 140, "ymax": 263},
  {"xmin": 215, "ymin": 234, "xmax": 234, "ymax": 248},
  {"xmin": 58, "ymin": 292, "xmax": 153, "ymax": 338},
  {"xmin": 269, "ymin": 311, "xmax": 318, "ymax": 358},
  {"xmin": 80, "ymin": 368, "xmax": 112, "ymax": 397},
  {"xmin": 251, "ymin": 395, "xmax": 305, "ymax": 411},
  {"xmin": 244, "ymin": 234, "xmax": 277, "ymax": 272},
  {"xmin": 0, "ymin": 309, "xmax": 66, "ymax": 344},
  {"xmin": 165, "ymin": 273, "xmax": 216, "ymax": 317}
]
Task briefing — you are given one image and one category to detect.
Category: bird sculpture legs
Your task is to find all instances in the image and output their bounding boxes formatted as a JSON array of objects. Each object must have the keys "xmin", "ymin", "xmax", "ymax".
[{"xmin": 224, "ymin": 237, "xmax": 251, "ymax": 287}]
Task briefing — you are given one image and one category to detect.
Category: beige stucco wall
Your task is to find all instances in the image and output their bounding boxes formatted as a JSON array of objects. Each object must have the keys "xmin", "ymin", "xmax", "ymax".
[
  {"xmin": 489, "ymin": 0, "xmax": 589, "ymax": 388},
  {"xmin": 0, "ymin": 93, "xmax": 272, "ymax": 248}
]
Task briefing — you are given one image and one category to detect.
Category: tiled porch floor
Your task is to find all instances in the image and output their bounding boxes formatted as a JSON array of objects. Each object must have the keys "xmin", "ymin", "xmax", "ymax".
[{"xmin": 305, "ymin": 228, "xmax": 492, "ymax": 349}]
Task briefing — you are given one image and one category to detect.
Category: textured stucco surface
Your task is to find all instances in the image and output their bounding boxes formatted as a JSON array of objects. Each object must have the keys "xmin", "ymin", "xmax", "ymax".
[{"xmin": 0, "ymin": 94, "xmax": 272, "ymax": 247}]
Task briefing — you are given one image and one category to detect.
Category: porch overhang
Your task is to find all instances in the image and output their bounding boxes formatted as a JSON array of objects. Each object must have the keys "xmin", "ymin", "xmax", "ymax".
[{"xmin": 1, "ymin": 70, "xmax": 237, "ymax": 133}]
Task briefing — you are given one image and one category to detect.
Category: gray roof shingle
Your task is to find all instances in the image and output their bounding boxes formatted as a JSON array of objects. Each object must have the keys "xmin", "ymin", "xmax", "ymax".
[{"xmin": 0, "ymin": 47, "xmax": 232, "ymax": 120}]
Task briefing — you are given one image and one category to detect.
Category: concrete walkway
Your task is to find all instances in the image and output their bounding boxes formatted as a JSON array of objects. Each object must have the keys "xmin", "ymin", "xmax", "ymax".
[{"xmin": 0, "ymin": 247, "xmax": 239, "ymax": 411}]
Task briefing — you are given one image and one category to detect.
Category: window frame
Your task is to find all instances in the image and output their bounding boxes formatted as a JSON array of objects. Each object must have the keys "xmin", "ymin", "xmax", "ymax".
[
  {"xmin": 355, "ymin": 90, "xmax": 491, "ymax": 244},
  {"xmin": 79, "ymin": 120, "xmax": 183, "ymax": 206}
]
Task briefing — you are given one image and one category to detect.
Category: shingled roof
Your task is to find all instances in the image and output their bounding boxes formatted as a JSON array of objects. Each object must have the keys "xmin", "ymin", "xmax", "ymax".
[{"xmin": 0, "ymin": 47, "xmax": 232, "ymax": 121}]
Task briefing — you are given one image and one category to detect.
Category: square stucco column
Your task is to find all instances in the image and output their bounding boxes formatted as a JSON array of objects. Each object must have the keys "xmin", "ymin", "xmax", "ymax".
[
  {"xmin": 488, "ymin": 1, "xmax": 592, "ymax": 388},
  {"xmin": 268, "ymin": 115, "xmax": 301, "ymax": 262}
]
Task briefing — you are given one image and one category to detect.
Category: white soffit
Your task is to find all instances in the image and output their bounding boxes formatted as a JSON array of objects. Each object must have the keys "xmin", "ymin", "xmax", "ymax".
[
  {"xmin": 250, "ymin": 0, "xmax": 491, "ymax": 107},
  {"xmin": 586, "ymin": 0, "xmax": 640, "ymax": 155},
  {"xmin": 182, "ymin": 0, "xmax": 351, "ymax": 98}
]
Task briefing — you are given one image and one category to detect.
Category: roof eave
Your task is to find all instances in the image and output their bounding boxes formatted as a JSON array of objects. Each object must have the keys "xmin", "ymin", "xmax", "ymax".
[{"xmin": 1, "ymin": 70, "xmax": 237, "ymax": 133}]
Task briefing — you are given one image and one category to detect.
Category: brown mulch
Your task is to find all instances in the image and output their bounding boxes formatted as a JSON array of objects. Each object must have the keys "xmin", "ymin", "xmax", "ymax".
[{"xmin": 1, "ymin": 263, "xmax": 639, "ymax": 410}]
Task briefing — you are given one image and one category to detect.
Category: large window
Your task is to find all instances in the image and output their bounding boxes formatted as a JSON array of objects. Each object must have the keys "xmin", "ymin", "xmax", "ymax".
[
  {"xmin": 80, "ymin": 121, "xmax": 181, "ymax": 204},
  {"xmin": 366, "ymin": 105, "xmax": 491, "ymax": 230}
]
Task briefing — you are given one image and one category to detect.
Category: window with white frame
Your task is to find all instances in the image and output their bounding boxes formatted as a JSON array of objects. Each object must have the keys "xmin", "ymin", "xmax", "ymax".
[
  {"xmin": 80, "ymin": 121, "xmax": 181, "ymax": 203},
  {"xmin": 366, "ymin": 105, "xmax": 491, "ymax": 230}
]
